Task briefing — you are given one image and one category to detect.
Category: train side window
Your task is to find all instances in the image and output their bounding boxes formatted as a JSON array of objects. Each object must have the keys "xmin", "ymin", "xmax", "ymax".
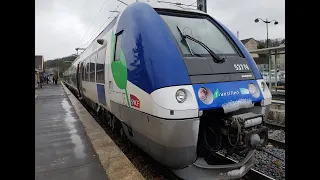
[
  {"xmin": 83, "ymin": 61, "xmax": 86, "ymax": 81},
  {"xmin": 114, "ymin": 33, "xmax": 123, "ymax": 61},
  {"xmin": 83, "ymin": 59, "xmax": 86, "ymax": 81},
  {"xmin": 82, "ymin": 62, "xmax": 86, "ymax": 81},
  {"xmin": 96, "ymin": 46, "xmax": 106, "ymax": 83},
  {"xmin": 72, "ymin": 66, "xmax": 76, "ymax": 84},
  {"xmin": 81, "ymin": 62, "xmax": 85, "ymax": 81},
  {"xmin": 89, "ymin": 54, "xmax": 96, "ymax": 82},
  {"xmin": 86, "ymin": 58, "xmax": 90, "ymax": 81}
]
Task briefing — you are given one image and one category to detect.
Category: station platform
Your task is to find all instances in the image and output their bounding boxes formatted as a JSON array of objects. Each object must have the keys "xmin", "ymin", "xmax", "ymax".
[
  {"xmin": 35, "ymin": 84, "xmax": 108, "ymax": 180},
  {"xmin": 35, "ymin": 83, "xmax": 144, "ymax": 180}
]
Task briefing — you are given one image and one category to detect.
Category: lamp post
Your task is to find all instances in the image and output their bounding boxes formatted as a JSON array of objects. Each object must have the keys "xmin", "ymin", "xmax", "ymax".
[
  {"xmin": 254, "ymin": 18, "xmax": 278, "ymax": 48},
  {"xmin": 255, "ymin": 18, "xmax": 278, "ymax": 88}
]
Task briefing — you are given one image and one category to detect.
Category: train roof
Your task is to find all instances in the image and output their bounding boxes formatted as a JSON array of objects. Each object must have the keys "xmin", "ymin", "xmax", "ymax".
[
  {"xmin": 146, "ymin": 1, "xmax": 207, "ymax": 15},
  {"xmin": 70, "ymin": 2, "xmax": 207, "ymax": 67}
]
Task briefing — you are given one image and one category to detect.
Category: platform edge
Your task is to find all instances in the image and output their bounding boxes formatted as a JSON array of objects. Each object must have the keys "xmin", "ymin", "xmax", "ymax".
[{"xmin": 61, "ymin": 82, "xmax": 145, "ymax": 180}]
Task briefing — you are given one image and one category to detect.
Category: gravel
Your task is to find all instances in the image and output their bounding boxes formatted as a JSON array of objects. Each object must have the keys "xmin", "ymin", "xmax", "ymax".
[
  {"xmin": 92, "ymin": 109, "xmax": 286, "ymax": 179},
  {"xmin": 220, "ymin": 145, "xmax": 285, "ymax": 180},
  {"xmin": 268, "ymin": 129, "xmax": 285, "ymax": 142},
  {"xmin": 253, "ymin": 146, "xmax": 285, "ymax": 179},
  {"xmin": 76, "ymin": 91, "xmax": 285, "ymax": 180},
  {"xmin": 93, "ymin": 109, "xmax": 286, "ymax": 180}
]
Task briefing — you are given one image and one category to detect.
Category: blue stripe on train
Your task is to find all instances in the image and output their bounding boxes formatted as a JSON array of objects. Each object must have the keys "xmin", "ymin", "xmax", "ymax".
[
  {"xmin": 193, "ymin": 80, "xmax": 264, "ymax": 111},
  {"xmin": 97, "ymin": 84, "xmax": 107, "ymax": 105}
]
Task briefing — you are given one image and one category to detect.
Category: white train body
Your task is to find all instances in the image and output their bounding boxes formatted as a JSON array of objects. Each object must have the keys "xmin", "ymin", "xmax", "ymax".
[{"xmin": 64, "ymin": 2, "xmax": 272, "ymax": 179}]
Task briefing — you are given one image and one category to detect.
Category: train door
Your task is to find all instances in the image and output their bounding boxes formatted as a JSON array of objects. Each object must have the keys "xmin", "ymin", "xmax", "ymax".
[
  {"xmin": 96, "ymin": 44, "xmax": 109, "ymax": 109},
  {"xmin": 108, "ymin": 30, "xmax": 126, "ymax": 105},
  {"xmin": 78, "ymin": 62, "xmax": 84, "ymax": 98},
  {"xmin": 76, "ymin": 63, "xmax": 80, "ymax": 93}
]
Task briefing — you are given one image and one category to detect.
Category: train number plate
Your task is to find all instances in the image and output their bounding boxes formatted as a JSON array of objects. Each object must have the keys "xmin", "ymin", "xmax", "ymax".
[{"xmin": 234, "ymin": 64, "xmax": 250, "ymax": 71}]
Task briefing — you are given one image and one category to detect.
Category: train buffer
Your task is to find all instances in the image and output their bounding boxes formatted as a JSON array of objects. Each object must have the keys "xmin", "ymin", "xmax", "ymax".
[{"xmin": 35, "ymin": 83, "xmax": 144, "ymax": 180}]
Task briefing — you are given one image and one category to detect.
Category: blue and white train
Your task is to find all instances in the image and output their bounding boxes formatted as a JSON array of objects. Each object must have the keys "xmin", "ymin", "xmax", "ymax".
[{"xmin": 64, "ymin": 2, "xmax": 272, "ymax": 179}]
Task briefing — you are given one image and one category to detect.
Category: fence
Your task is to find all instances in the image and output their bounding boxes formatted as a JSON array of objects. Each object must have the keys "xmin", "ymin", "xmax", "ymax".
[{"xmin": 249, "ymin": 45, "xmax": 285, "ymax": 95}]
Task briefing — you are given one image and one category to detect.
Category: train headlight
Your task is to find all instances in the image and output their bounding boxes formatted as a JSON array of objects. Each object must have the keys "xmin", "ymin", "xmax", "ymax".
[
  {"xmin": 198, "ymin": 87, "xmax": 207, "ymax": 101},
  {"xmin": 176, "ymin": 89, "xmax": 187, "ymax": 103},
  {"xmin": 249, "ymin": 83, "xmax": 260, "ymax": 98}
]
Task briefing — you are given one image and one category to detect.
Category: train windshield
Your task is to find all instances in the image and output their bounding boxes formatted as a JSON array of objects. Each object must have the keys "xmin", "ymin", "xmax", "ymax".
[{"xmin": 160, "ymin": 14, "xmax": 240, "ymax": 57}]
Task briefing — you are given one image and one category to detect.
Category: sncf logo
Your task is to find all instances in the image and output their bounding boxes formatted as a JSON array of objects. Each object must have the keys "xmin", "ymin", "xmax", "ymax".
[{"xmin": 130, "ymin": 94, "xmax": 140, "ymax": 108}]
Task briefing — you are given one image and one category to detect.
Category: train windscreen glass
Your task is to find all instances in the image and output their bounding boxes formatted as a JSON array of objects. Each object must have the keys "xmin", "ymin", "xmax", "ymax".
[{"xmin": 160, "ymin": 14, "xmax": 240, "ymax": 57}]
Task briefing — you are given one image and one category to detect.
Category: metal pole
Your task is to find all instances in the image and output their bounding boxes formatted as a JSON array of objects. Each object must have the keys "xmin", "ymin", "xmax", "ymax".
[
  {"xmin": 274, "ymin": 50, "xmax": 278, "ymax": 87},
  {"xmin": 266, "ymin": 18, "xmax": 269, "ymax": 48},
  {"xmin": 268, "ymin": 50, "xmax": 272, "ymax": 91},
  {"xmin": 197, "ymin": 0, "xmax": 201, "ymax": 11},
  {"xmin": 197, "ymin": 0, "xmax": 207, "ymax": 13},
  {"xmin": 266, "ymin": 19, "xmax": 271, "ymax": 91}
]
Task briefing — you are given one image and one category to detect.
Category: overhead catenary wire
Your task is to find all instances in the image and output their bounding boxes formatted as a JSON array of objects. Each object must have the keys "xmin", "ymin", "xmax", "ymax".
[
  {"xmin": 81, "ymin": 2, "xmax": 122, "ymax": 48},
  {"xmin": 80, "ymin": 0, "xmax": 196, "ymax": 48},
  {"xmin": 77, "ymin": 0, "xmax": 110, "ymax": 47},
  {"xmin": 117, "ymin": 0, "xmax": 128, "ymax": 5},
  {"xmin": 157, "ymin": 0, "xmax": 197, "ymax": 7}
]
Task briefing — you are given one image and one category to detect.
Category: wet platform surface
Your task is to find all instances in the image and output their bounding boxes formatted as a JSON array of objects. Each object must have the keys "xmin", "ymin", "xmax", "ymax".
[{"xmin": 35, "ymin": 84, "xmax": 107, "ymax": 180}]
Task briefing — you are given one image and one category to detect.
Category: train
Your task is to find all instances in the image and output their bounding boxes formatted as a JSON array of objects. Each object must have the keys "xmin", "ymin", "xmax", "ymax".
[{"xmin": 63, "ymin": 2, "xmax": 272, "ymax": 180}]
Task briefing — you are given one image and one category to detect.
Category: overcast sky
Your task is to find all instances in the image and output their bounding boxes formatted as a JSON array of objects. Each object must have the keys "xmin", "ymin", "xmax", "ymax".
[{"xmin": 35, "ymin": 0, "xmax": 285, "ymax": 60}]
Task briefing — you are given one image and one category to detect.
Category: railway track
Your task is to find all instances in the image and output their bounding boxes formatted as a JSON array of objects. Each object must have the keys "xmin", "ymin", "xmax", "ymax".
[
  {"xmin": 214, "ymin": 152, "xmax": 276, "ymax": 180},
  {"xmin": 271, "ymin": 93, "xmax": 285, "ymax": 101},
  {"xmin": 265, "ymin": 121, "xmax": 285, "ymax": 131},
  {"xmin": 65, "ymin": 85, "xmax": 280, "ymax": 180},
  {"xmin": 265, "ymin": 121, "xmax": 285, "ymax": 149},
  {"xmin": 242, "ymin": 169, "xmax": 276, "ymax": 180},
  {"xmin": 268, "ymin": 138, "xmax": 285, "ymax": 149}
]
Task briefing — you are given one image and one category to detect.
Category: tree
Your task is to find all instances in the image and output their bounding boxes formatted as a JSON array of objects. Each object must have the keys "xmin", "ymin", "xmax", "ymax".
[
  {"xmin": 257, "ymin": 38, "xmax": 285, "ymax": 49},
  {"xmin": 44, "ymin": 54, "xmax": 78, "ymax": 77}
]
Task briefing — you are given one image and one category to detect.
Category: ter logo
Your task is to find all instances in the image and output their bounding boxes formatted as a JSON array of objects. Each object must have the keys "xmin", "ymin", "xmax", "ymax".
[{"xmin": 130, "ymin": 94, "xmax": 140, "ymax": 108}]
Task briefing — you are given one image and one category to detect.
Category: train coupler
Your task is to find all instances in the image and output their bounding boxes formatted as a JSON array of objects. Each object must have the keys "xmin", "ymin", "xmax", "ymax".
[{"xmin": 222, "ymin": 112, "xmax": 268, "ymax": 154}]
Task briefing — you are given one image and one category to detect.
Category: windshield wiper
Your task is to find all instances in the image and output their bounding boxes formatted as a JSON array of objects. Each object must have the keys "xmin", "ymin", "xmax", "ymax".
[
  {"xmin": 176, "ymin": 25, "xmax": 225, "ymax": 63},
  {"xmin": 176, "ymin": 26, "xmax": 196, "ymax": 56}
]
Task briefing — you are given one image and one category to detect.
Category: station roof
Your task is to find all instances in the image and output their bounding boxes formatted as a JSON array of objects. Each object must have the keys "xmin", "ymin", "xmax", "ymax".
[{"xmin": 249, "ymin": 45, "xmax": 285, "ymax": 54}]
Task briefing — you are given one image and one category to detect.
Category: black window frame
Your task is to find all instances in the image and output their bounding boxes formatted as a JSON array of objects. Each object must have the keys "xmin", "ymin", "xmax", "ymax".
[
  {"xmin": 89, "ymin": 53, "xmax": 97, "ymax": 82},
  {"xmin": 80, "ymin": 62, "xmax": 85, "ymax": 81},
  {"xmin": 114, "ymin": 30, "xmax": 124, "ymax": 61},
  {"xmin": 85, "ymin": 58, "xmax": 90, "ymax": 81},
  {"xmin": 155, "ymin": 9, "xmax": 244, "ymax": 58},
  {"xmin": 96, "ymin": 44, "xmax": 107, "ymax": 83}
]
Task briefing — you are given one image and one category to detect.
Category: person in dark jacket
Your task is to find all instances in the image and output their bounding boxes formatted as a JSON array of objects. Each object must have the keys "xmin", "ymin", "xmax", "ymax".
[{"xmin": 39, "ymin": 75, "xmax": 43, "ymax": 88}]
